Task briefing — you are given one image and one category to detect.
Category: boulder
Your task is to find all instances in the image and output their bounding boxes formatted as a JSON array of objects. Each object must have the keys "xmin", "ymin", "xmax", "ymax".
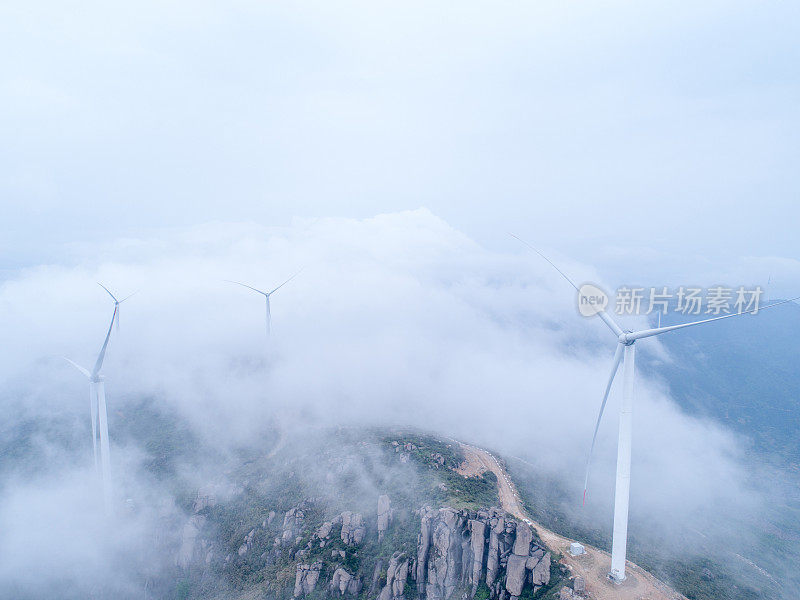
[
  {"xmin": 379, "ymin": 552, "xmax": 410, "ymax": 600},
  {"xmin": 467, "ymin": 519, "xmax": 487, "ymax": 596},
  {"xmin": 294, "ymin": 562, "xmax": 322, "ymax": 597},
  {"xmin": 528, "ymin": 548, "xmax": 551, "ymax": 587},
  {"xmin": 377, "ymin": 495, "xmax": 392, "ymax": 541},
  {"xmin": 316, "ymin": 521, "xmax": 333, "ymax": 540},
  {"xmin": 416, "ymin": 507, "xmax": 435, "ymax": 594},
  {"xmin": 330, "ymin": 568, "xmax": 362, "ymax": 596},
  {"xmin": 512, "ymin": 523, "xmax": 532, "ymax": 556},
  {"xmin": 237, "ymin": 528, "xmax": 256, "ymax": 556},
  {"xmin": 369, "ymin": 559, "xmax": 384, "ymax": 595},
  {"xmin": 486, "ymin": 511, "xmax": 504, "ymax": 587},
  {"xmin": 340, "ymin": 512, "xmax": 366, "ymax": 546},
  {"xmin": 282, "ymin": 507, "xmax": 305, "ymax": 544},
  {"xmin": 425, "ymin": 508, "xmax": 462, "ymax": 600},
  {"xmin": 505, "ymin": 554, "xmax": 528, "ymax": 596}
]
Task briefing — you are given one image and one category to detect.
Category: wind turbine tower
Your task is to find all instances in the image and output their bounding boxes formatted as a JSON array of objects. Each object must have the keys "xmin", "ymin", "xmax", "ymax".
[
  {"xmin": 65, "ymin": 305, "xmax": 118, "ymax": 513},
  {"xmin": 514, "ymin": 235, "xmax": 798, "ymax": 582},
  {"xmin": 226, "ymin": 270, "xmax": 301, "ymax": 336}
]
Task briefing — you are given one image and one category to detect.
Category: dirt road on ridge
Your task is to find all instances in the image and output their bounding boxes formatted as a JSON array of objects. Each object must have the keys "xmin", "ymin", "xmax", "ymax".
[{"xmin": 457, "ymin": 442, "xmax": 687, "ymax": 600}]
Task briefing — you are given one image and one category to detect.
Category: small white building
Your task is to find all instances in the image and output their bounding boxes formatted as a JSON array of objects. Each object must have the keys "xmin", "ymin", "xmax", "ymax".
[{"xmin": 569, "ymin": 542, "xmax": 586, "ymax": 556}]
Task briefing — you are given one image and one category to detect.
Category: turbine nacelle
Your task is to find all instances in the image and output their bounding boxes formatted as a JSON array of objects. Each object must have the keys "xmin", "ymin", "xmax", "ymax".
[{"xmin": 98, "ymin": 283, "xmax": 137, "ymax": 331}]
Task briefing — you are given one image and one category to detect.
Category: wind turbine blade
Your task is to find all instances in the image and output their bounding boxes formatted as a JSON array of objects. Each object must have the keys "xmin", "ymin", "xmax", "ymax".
[
  {"xmin": 268, "ymin": 268, "xmax": 303, "ymax": 296},
  {"xmin": 225, "ymin": 280, "xmax": 268, "ymax": 296},
  {"xmin": 509, "ymin": 233, "xmax": 623, "ymax": 337},
  {"xmin": 583, "ymin": 343, "xmax": 624, "ymax": 505},
  {"xmin": 63, "ymin": 357, "xmax": 91, "ymax": 378},
  {"xmin": 509, "ymin": 233, "xmax": 579, "ymax": 291},
  {"xmin": 92, "ymin": 307, "xmax": 117, "ymax": 377},
  {"xmin": 118, "ymin": 290, "xmax": 138, "ymax": 304},
  {"xmin": 97, "ymin": 283, "xmax": 119, "ymax": 303},
  {"xmin": 626, "ymin": 295, "xmax": 800, "ymax": 342}
]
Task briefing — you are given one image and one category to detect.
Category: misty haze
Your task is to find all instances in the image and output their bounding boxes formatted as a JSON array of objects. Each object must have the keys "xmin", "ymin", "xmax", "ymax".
[{"xmin": 1, "ymin": 3, "xmax": 799, "ymax": 600}]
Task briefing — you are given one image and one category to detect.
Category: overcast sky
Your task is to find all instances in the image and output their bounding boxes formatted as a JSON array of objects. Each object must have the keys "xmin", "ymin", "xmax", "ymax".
[
  {"xmin": 1, "ymin": 1, "xmax": 798, "ymax": 293},
  {"xmin": 1, "ymin": 6, "xmax": 798, "ymax": 594}
]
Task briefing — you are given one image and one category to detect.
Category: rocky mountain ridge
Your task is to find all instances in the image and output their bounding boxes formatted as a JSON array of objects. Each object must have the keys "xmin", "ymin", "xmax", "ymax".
[{"xmin": 177, "ymin": 493, "xmax": 554, "ymax": 600}]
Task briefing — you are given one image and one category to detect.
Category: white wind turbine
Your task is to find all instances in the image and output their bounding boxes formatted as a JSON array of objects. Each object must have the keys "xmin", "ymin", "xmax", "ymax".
[
  {"xmin": 226, "ymin": 270, "xmax": 302, "ymax": 336},
  {"xmin": 97, "ymin": 283, "xmax": 137, "ymax": 332},
  {"xmin": 64, "ymin": 305, "xmax": 118, "ymax": 513},
  {"xmin": 514, "ymin": 235, "xmax": 799, "ymax": 582}
]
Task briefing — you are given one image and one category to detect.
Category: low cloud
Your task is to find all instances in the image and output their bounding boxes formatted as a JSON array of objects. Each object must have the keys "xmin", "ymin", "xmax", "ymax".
[{"xmin": 0, "ymin": 209, "xmax": 785, "ymax": 595}]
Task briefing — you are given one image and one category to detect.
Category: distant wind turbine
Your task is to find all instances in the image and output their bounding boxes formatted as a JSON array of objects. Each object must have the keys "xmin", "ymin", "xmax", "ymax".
[
  {"xmin": 512, "ymin": 234, "xmax": 799, "ymax": 583},
  {"xmin": 64, "ymin": 306, "xmax": 117, "ymax": 513},
  {"xmin": 226, "ymin": 270, "xmax": 302, "ymax": 336},
  {"xmin": 97, "ymin": 283, "xmax": 137, "ymax": 331}
]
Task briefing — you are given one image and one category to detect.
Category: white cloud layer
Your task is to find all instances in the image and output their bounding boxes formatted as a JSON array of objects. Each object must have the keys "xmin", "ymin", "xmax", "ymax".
[{"xmin": 0, "ymin": 211, "xmax": 776, "ymax": 590}]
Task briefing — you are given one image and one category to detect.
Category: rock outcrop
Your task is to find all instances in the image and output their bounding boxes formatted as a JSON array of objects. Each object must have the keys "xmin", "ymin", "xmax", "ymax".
[
  {"xmin": 174, "ymin": 491, "xmax": 549, "ymax": 600},
  {"xmin": 379, "ymin": 551, "xmax": 411, "ymax": 600},
  {"xmin": 506, "ymin": 554, "xmax": 528, "ymax": 596},
  {"xmin": 238, "ymin": 528, "xmax": 256, "ymax": 556},
  {"xmin": 283, "ymin": 507, "xmax": 306, "ymax": 544},
  {"xmin": 294, "ymin": 561, "xmax": 323, "ymax": 597},
  {"xmin": 377, "ymin": 495, "xmax": 393, "ymax": 541},
  {"xmin": 416, "ymin": 509, "xmax": 434, "ymax": 595},
  {"xmin": 329, "ymin": 567, "xmax": 363, "ymax": 596},
  {"xmin": 414, "ymin": 507, "xmax": 550, "ymax": 600},
  {"xmin": 176, "ymin": 514, "xmax": 206, "ymax": 569},
  {"xmin": 466, "ymin": 519, "xmax": 487, "ymax": 596},
  {"xmin": 316, "ymin": 521, "xmax": 334, "ymax": 540},
  {"xmin": 340, "ymin": 511, "xmax": 366, "ymax": 546},
  {"xmin": 513, "ymin": 522, "xmax": 533, "ymax": 556},
  {"xmin": 369, "ymin": 559, "xmax": 384, "ymax": 595},
  {"xmin": 424, "ymin": 508, "xmax": 462, "ymax": 600},
  {"xmin": 527, "ymin": 547, "xmax": 551, "ymax": 589}
]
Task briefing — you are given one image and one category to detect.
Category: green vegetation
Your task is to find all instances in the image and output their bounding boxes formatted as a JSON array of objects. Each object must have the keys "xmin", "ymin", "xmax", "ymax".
[
  {"xmin": 536, "ymin": 562, "xmax": 569, "ymax": 600},
  {"xmin": 474, "ymin": 582, "xmax": 491, "ymax": 600},
  {"xmin": 382, "ymin": 433, "xmax": 465, "ymax": 469},
  {"xmin": 381, "ymin": 433, "xmax": 500, "ymax": 509}
]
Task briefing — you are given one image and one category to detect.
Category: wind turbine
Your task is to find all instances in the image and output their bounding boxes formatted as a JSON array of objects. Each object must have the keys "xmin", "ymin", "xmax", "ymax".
[
  {"xmin": 513, "ymin": 235, "xmax": 799, "ymax": 582},
  {"xmin": 97, "ymin": 283, "xmax": 137, "ymax": 332},
  {"xmin": 64, "ymin": 305, "xmax": 117, "ymax": 513},
  {"xmin": 226, "ymin": 270, "xmax": 301, "ymax": 336}
]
